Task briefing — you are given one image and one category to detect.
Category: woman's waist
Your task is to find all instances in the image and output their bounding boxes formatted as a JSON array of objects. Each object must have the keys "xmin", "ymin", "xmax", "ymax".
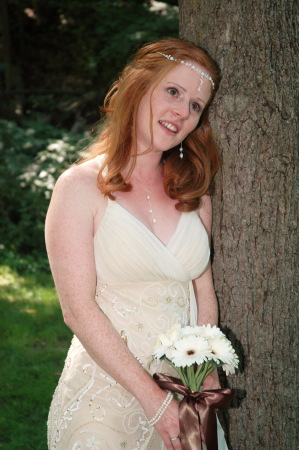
[
  {"xmin": 95, "ymin": 279, "xmax": 191, "ymax": 309},
  {"xmin": 94, "ymin": 280, "xmax": 191, "ymax": 347}
]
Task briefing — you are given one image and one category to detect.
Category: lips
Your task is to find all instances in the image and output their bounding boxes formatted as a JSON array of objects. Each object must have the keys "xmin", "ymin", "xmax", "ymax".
[{"xmin": 158, "ymin": 120, "xmax": 179, "ymax": 133}]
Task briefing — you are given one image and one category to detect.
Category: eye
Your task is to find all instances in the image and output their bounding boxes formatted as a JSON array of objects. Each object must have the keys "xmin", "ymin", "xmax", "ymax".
[
  {"xmin": 167, "ymin": 87, "xmax": 179, "ymax": 97},
  {"xmin": 190, "ymin": 102, "xmax": 201, "ymax": 113}
]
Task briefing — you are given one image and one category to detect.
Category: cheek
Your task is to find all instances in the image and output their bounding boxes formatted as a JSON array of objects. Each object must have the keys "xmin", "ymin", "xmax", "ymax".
[
  {"xmin": 188, "ymin": 116, "xmax": 200, "ymax": 133},
  {"xmin": 150, "ymin": 95, "xmax": 160, "ymax": 116}
]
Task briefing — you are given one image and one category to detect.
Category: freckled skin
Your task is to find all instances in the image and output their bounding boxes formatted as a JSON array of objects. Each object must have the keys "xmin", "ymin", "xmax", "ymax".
[
  {"xmin": 136, "ymin": 63, "xmax": 212, "ymax": 155},
  {"xmin": 45, "ymin": 61, "xmax": 219, "ymax": 449}
]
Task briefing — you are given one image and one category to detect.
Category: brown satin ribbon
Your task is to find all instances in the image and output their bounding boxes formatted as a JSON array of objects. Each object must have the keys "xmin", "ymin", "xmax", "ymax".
[{"xmin": 153, "ymin": 373, "xmax": 234, "ymax": 450}]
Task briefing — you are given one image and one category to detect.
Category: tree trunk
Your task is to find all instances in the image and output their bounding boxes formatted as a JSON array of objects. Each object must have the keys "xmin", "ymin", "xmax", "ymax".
[{"xmin": 179, "ymin": 1, "xmax": 298, "ymax": 449}]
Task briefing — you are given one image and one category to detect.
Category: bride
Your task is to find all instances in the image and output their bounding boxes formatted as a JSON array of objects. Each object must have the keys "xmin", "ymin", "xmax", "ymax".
[{"xmin": 46, "ymin": 37, "xmax": 228, "ymax": 449}]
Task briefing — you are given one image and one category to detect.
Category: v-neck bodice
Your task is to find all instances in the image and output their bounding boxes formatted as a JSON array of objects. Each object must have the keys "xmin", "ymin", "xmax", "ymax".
[
  {"xmin": 102, "ymin": 199, "xmax": 185, "ymax": 248},
  {"xmin": 93, "ymin": 198, "xmax": 210, "ymax": 284},
  {"xmin": 48, "ymin": 198, "xmax": 215, "ymax": 450}
]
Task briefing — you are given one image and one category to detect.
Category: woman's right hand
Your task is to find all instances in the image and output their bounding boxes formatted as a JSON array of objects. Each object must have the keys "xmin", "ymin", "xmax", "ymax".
[{"xmin": 145, "ymin": 394, "xmax": 182, "ymax": 450}]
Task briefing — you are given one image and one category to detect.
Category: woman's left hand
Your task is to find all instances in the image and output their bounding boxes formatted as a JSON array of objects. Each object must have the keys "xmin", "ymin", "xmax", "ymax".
[{"xmin": 202, "ymin": 369, "xmax": 221, "ymax": 390}]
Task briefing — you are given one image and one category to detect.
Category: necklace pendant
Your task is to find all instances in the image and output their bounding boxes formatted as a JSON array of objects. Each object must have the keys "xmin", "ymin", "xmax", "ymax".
[{"xmin": 133, "ymin": 172, "xmax": 159, "ymax": 225}]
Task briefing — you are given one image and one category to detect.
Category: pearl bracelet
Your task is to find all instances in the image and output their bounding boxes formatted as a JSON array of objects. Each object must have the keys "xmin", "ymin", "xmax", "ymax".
[{"xmin": 148, "ymin": 392, "xmax": 174, "ymax": 427}]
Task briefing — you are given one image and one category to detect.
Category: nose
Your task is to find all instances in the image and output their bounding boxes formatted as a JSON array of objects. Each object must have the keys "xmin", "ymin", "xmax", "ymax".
[{"xmin": 173, "ymin": 100, "xmax": 190, "ymax": 119}]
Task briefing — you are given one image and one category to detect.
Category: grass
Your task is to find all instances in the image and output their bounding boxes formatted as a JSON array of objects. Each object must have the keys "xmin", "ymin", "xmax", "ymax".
[{"xmin": 0, "ymin": 258, "xmax": 72, "ymax": 449}]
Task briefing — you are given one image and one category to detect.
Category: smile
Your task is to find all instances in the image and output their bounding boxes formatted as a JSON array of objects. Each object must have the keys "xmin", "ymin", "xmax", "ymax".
[{"xmin": 158, "ymin": 121, "xmax": 178, "ymax": 133}]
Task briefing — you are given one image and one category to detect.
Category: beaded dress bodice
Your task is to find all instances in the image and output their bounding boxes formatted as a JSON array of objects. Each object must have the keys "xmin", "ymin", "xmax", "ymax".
[{"xmin": 47, "ymin": 198, "xmax": 226, "ymax": 450}]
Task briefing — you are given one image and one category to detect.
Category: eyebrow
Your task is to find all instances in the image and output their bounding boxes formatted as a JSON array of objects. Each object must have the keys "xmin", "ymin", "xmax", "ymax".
[{"xmin": 165, "ymin": 81, "xmax": 206, "ymax": 106}]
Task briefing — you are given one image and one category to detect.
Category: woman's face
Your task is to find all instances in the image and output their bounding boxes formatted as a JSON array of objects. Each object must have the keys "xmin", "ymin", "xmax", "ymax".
[{"xmin": 136, "ymin": 61, "xmax": 212, "ymax": 154}]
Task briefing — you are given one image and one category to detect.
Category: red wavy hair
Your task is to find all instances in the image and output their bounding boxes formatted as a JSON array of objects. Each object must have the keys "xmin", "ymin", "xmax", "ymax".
[{"xmin": 84, "ymin": 38, "xmax": 221, "ymax": 211}]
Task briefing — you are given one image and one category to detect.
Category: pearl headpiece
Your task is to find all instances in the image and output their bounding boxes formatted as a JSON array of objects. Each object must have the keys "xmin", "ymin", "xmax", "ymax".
[{"xmin": 157, "ymin": 52, "xmax": 215, "ymax": 91}]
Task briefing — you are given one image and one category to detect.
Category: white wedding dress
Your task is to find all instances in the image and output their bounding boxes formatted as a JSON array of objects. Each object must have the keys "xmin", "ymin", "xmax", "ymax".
[{"xmin": 47, "ymin": 198, "xmax": 228, "ymax": 449}]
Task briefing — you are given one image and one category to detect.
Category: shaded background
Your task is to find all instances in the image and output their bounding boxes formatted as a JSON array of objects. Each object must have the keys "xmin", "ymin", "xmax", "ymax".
[
  {"xmin": 0, "ymin": 2, "xmax": 178, "ymax": 448},
  {"xmin": 0, "ymin": 0, "xmax": 179, "ymax": 258},
  {"xmin": 2, "ymin": 1, "xmax": 297, "ymax": 448},
  {"xmin": 1, "ymin": 0, "xmax": 179, "ymax": 129}
]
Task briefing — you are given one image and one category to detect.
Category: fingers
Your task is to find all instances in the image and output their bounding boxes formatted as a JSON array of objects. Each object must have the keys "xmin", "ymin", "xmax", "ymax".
[
  {"xmin": 153, "ymin": 398, "xmax": 182, "ymax": 449},
  {"xmin": 164, "ymin": 426, "xmax": 181, "ymax": 449},
  {"xmin": 169, "ymin": 435, "xmax": 182, "ymax": 450},
  {"xmin": 160, "ymin": 429, "xmax": 182, "ymax": 449},
  {"xmin": 164, "ymin": 438, "xmax": 182, "ymax": 449},
  {"xmin": 202, "ymin": 369, "xmax": 220, "ymax": 390}
]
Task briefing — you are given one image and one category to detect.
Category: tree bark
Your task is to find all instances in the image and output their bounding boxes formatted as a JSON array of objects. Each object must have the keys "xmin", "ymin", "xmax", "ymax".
[{"xmin": 179, "ymin": 1, "xmax": 298, "ymax": 449}]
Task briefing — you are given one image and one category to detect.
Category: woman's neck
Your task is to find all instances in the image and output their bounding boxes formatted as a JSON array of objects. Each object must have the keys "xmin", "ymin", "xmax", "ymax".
[{"xmin": 130, "ymin": 152, "xmax": 163, "ymax": 182}]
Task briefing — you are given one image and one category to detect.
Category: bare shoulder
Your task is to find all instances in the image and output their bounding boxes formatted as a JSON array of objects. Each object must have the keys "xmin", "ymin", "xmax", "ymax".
[
  {"xmin": 46, "ymin": 157, "xmax": 108, "ymax": 238},
  {"xmin": 45, "ymin": 159, "xmax": 103, "ymax": 295},
  {"xmin": 53, "ymin": 157, "xmax": 105, "ymax": 211},
  {"xmin": 55, "ymin": 158, "xmax": 99, "ymax": 193}
]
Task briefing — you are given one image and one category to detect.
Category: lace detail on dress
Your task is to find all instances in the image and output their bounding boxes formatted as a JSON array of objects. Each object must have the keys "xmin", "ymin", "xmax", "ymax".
[{"xmin": 47, "ymin": 200, "xmax": 210, "ymax": 449}]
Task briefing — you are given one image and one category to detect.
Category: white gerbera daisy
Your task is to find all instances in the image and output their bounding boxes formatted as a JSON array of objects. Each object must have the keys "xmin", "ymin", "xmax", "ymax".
[
  {"xmin": 180, "ymin": 325, "xmax": 203, "ymax": 337},
  {"xmin": 209, "ymin": 337, "xmax": 239, "ymax": 368},
  {"xmin": 223, "ymin": 360, "xmax": 239, "ymax": 375},
  {"xmin": 200, "ymin": 324, "xmax": 226, "ymax": 339},
  {"xmin": 169, "ymin": 335, "xmax": 212, "ymax": 367},
  {"xmin": 166, "ymin": 323, "xmax": 183, "ymax": 343},
  {"xmin": 152, "ymin": 334, "xmax": 173, "ymax": 359},
  {"xmin": 152, "ymin": 324, "xmax": 182, "ymax": 359}
]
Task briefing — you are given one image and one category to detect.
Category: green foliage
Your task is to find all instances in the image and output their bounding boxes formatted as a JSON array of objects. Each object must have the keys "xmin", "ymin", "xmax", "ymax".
[
  {"xmin": 0, "ymin": 0, "xmax": 179, "ymax": 258},
  {"xmin": 3, "ymin": 0, "xmax": 179, "ymax": 126},
  {"xmin": 90, "ymin": 1, "xmax": 180, "ymax": 87},
  {"xmin": 0, "ymin": 261, "xmax": 72, "ymax": 449},
  {"xmin": 0, "ymin": 119, "xmax": 86, "ymax": 256}
]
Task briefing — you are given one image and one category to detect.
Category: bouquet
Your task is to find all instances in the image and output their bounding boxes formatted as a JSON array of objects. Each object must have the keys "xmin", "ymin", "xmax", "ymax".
[
  {"xmin": 152, "ymin": 323, "xmax": 239, "ymax": 391},
  {"xmin": 151, "ymin": 324, "xmax": 239, "ymax": 450}
]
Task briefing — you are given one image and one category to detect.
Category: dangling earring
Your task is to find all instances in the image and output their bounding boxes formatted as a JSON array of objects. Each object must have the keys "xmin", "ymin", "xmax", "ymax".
[{"xmin": 179, "ymin": 142, "xmax": 184, "ymax": 159}]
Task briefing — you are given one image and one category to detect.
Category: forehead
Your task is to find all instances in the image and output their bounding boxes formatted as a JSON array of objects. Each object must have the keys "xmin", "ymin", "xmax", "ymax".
[{"xmin": 158, "ymin": 62, "xmax": 212, "ymax": 103}]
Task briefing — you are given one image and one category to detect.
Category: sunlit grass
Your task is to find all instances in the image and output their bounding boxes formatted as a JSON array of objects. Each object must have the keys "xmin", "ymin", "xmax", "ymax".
[{"xmin": 0, "ymin": 263, "xmax": 72, "ymax": 449}]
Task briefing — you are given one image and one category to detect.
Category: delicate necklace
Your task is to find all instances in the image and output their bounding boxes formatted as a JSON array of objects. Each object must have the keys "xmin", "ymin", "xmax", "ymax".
[{"xmin": 132, "ymin": 172, "xmax": 159, "ymax": 224}]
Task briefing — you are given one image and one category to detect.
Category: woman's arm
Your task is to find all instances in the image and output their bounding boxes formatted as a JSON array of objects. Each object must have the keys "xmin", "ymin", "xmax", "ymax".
[
  {"xmin": 194, "ymin": 194, "xmax": 218, "ymax": 326},
  {"xmin": 193, "ymin": 195, "xmax": 220, "ymax": 389},
  {"xmin": 45, "ymin": 164, "xmax": 182, "ymax": 449}
]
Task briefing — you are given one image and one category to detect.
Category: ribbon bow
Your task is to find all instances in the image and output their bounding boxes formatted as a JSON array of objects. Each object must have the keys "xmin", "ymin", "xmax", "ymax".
[{"xmin": 153, "ymin": 373, "xmax": 233, "ymax": 450}]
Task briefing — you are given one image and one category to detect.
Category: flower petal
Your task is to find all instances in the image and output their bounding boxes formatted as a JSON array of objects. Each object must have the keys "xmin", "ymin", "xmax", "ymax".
[{"xmin": 169, "ymin": 335, "xmax": 212, "ymax": 367}]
